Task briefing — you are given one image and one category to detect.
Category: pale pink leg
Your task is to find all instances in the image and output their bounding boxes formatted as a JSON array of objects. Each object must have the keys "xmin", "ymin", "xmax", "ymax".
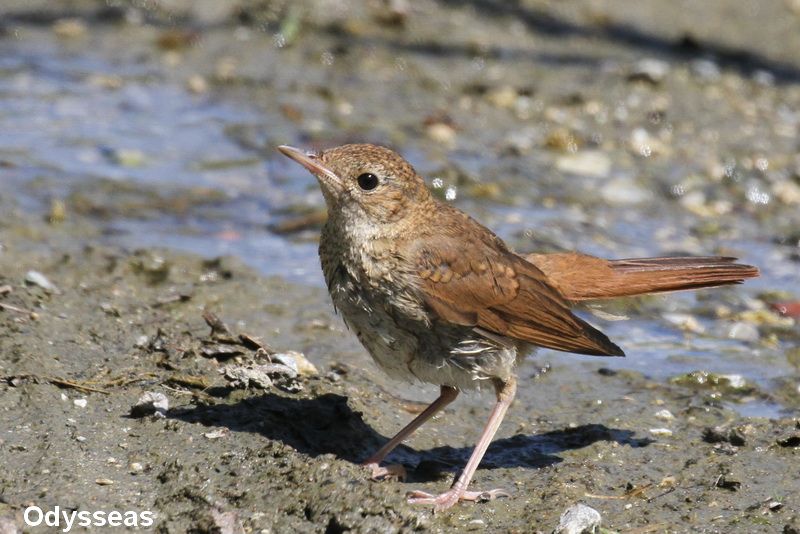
[
  {"xmin": 407, "ymin": 378, "xmax": 516, "ymax": 511},
  {"xmin": 363, "ymin": 385, "xmax": 459, "ymax": 480}
]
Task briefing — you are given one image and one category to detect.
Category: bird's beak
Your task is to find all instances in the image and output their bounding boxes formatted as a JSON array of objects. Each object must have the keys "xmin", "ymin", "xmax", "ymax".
[{"xmin": 277, "ymin": 145, "xmax": 344, "ymax": 193}]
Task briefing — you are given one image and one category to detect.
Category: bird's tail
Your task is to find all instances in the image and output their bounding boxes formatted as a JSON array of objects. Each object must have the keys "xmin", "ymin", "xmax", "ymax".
[{"xmin": 525, "ymin": 253, "xmax": 759, "ymax": 301}]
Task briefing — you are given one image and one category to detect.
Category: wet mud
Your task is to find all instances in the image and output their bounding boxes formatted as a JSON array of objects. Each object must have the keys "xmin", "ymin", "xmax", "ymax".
[{"xmin": 1, "ymin": 1, "xmax": 799, "ymax": 532}]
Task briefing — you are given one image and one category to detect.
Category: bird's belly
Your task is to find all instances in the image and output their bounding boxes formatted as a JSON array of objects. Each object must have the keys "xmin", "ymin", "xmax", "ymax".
[
  {"xmin": 330, "ymin": 283, "xmax": 520, "ymax": 390},
  {"xmin": 331, "ymin": 290, "xmax": 420, "ymax": 383}
]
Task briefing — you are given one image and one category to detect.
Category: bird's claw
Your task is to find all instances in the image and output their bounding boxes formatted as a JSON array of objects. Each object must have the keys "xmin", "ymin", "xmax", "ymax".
[
  {"xmin": 363, "ymin": 462, "xmax": 407, "ymax": 481},
  {"xmin": 406, "ymin": 487, "xmax": 509, "ymax": 511}
]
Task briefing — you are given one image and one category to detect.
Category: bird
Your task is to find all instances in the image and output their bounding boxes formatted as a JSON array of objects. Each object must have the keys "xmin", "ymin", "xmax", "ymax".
[{"xmin": 277, "ymin": 143, "xmax": 759, "ymax": 511}]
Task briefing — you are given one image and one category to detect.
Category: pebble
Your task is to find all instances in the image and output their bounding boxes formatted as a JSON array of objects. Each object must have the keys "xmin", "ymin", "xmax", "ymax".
[
  {"xmin": 130, "ymin": 391, "xmax": 169, "ymax": 418},
  {"xmin": 628, "ymin": 128, "xmax": 669, "ymax": 157},
  {"xmin": 73, "ymin": 398, "xmax": 87, "ymax": 408},
  {"xmin": 25, "ymin": 270, "xmax": 59, "ymax": 293},
  {"xmin": 773, "ymin": 181, "xmax": 800, "ymax": 205},
  {"xmin": 601, "ymin": 176, "xmax": 651, "ymax": 204},
  {"xmin": 555, "ymin": 151, "xmax": 611, "ymax": 178},
  {"xmin": 129, "ymin": 462, "xmax": 144, "ymax": 474},
  {"xmin": 554, "ymin": 503, "xmax": 601, "ymax": 534},
  {"xmin": 204, "ymin": 428, "xmax": 229, "ymax": 440},
  {"xmin": 95, "ymin": 478, "xmax": 114, "ymax": 486},
  {"xmin": 426, "ymin": 122, "xmax": 457, "ymax": 146},
  {"xmin": 727, "ymin": 321, "xmax": 760, "ymax": 342},
  {"xmin": 719, "ymin": 374, "xmax": 747, "ymax": 389},
  {"xmin": 186, "ymin": 75, "xmax": 208, "ymax": 94},
  {"xmin": 690, "ymin": 59, "xmax": 721, "ymax": 81},
  {"xmin": 221, "ymin": 363, "xmax": 301, "ymax": 389},
  {"xmin": 663, "ymin": 313, "xmax": 705, "ymax": 334},
  {"xmin": 52, "ymin": 18, "xmax": 87, "ymax": 39},
  {"xmin": 649, "ymin": 428, "xmax": 674, "ymax": 437},
  {"xmin": 272, "ymin": 351, "xmax": 318, "ymax": 377},
  {"xmin": 654, "ymin": 409, "xmax": 675, "ymax": 421},
  {"xmin": 629, "ymin": 58, "xmax": 671, "ymax": 84},
  {"xmin": 485, "ymin": 85, "xmax": 518, "ymax": 108}
]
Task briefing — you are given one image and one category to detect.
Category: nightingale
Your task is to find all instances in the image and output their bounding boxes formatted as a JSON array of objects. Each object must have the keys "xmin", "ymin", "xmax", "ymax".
[{"xmin": 277, "ymin": 143, "xmax": 759, "ymax": 511}]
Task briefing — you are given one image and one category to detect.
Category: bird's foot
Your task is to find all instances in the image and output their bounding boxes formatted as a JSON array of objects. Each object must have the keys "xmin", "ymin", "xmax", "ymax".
[
  {"xmin": 406, "ymin": 487, "xmax": 509, "ymax": 511},
  {"xmin": 363, "ymin": 462, "xmax": 406, "ymax": 481}
]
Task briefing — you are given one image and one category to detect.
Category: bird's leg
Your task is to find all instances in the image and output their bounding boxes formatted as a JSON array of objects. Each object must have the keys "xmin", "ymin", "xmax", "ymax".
[
  {"xmin": 407, "ymin": 377, "xmax": 516, "ymax": 511},
  {"xmin": 363, "ymin": 385, "xmax": 459, "ymax": 480}
]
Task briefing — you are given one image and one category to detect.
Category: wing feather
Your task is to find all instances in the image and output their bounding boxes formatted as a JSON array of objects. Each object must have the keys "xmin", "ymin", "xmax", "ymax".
[{"xmin": 413, "ymin": 216, "xmax": 624, "ymax": 357}]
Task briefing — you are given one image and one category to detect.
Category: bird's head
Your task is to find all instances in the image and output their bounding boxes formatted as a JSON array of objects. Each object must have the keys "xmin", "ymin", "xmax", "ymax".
[{"xmin": 278, "ymin": 144, "xmax": 432, "ymax": 227}]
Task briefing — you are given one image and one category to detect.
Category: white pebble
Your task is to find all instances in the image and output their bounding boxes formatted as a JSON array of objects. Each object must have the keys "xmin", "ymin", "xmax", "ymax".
[
  {"xmin": 555, "ymin": 503, "xmax": 602, "ymax": 534},
  {"xmin": 556, "ymin": 151, "xmax": 611, "ymax": 178},
  {"xmin": 727, "ymin": 322, "xmax": 759, "ymax": 342},
  {"xmin": 655, "ymin": 409, "xmax": 675, "ymax": 421}
]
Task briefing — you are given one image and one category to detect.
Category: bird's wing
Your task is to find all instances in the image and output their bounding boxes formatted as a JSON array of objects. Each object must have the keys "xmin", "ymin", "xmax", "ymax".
[{"xmin": 412, "ymin": 231, "xmax": 624, "ymax": 357}]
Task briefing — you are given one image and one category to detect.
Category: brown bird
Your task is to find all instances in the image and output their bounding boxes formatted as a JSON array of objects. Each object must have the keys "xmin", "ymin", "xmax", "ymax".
[{"xmin": 277, "ymin": 143, "xmax": 759, "ymax": 510}]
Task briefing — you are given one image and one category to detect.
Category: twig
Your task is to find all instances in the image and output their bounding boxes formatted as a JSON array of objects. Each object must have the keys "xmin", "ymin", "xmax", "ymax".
[
  {"xmin": 45, "ymin": 376, "xmax": 110, "ymax": 394},
  {"xmin": 0, "ymin": 302, "xmax": 30, "ymax": 314},
  {"xmin": 585, "ymin": 483, "xmax": 653, "ymax": 500}
]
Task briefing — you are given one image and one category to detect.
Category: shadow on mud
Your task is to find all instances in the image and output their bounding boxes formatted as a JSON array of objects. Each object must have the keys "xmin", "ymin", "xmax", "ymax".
[{"xmin": 169, "ymin": 391, "xmax": 652, "ymax": 481}]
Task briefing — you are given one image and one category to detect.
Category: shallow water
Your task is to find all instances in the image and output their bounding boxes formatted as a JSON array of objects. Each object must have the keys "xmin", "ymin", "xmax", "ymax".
[{"xmin": 1, "ymin": 23, "xmax": 797, "ymax": 418}]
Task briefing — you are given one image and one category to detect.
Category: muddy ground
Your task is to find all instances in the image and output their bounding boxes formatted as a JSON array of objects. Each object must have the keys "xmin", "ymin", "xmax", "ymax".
[{"xmin": 1, "ymin": 1, "xmax": 800, "ymax": 533}]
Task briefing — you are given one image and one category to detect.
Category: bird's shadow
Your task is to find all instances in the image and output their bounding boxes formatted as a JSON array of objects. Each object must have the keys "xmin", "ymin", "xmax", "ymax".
[{"xmin": 169, "ymin": 391, "xmax": 651, "ymax": 482}]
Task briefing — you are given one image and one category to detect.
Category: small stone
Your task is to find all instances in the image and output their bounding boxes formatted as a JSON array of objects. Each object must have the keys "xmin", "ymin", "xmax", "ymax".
[
  {"xmin": 773, "ymin": 181, "xmax": 800, "ymax": 205},
  {"xmin": 95, "ymin": 478, "xmax": 114, "ymax": 486},
  {"xmin": 53, "ymin": 18, "xmax": 87, "ymax": 39},
  {"xmin": 719, "ymin": 374, "xmax": 747, "ymax": 389},
  {"xmin": 628, "ymin": 128, "xmax": 668, "ymax": 158},
  {"xmin": 691, "ymin": 59, "xmax": 721, "ymax": 81},
  {"xmin": 73, "ymin": 398, "xmax": 87, "ymax": 408},
  {"xmin": 187, "ymin": 75, "xmax": 208, "ymax": 94},
  {"xmin": 545, "ymin": 127, "xmax": 580, "ymax": 153},
  {"xmin": 221, "ymin": 362, "xmax": 301, "ymax": 390},
  {"xmin": 703, "ymin": 426, "xmax": 746, "ymax": 446},
  {"xmin": 554, "ymin": 503, "xmax": 601, "ymax": 534},
  {"xmin": 130, "ymin": 391, "xmax": 169, "ymax": 418},
  {"xmin": 426, "ymin": 122, "xmax": 457, "ymax": 146},
  {"xmin": 110, "ymin": 148, "xmax": 147, "ymax": 167},
  {"xmin": 204, "ymin": 428, "xmax": 229, "ymax": 440},
  {"xmin": 601, "ymin": 176, "xmax": 650, "ymax": 204},
  {"xmin": 628, "ymin": 58, "xmax": 670, "ymax": 84},
  {"xmin": 503, "ymin": 128, "xmax": 539, "ymax": 155},
  {"xmin": 555, "ymin": 151, "xmax": 611, "ymax": 178},
  {"xmin": 25, "ymin": 271, "xmax": 59, "ymax": 293},
  {"xmin": 654, "ymin": 409, "xmax": 675, "ymax": 421},
  {"xmin": 76, "ymin": 436, "xmax": 87, "ymax": 442},
  {"xmin": 485, "ymin": 85, "xmax": 518, "ymax": 108},
  {"xmin": 727, "ymin": 322, "xmax": 759, "ymax": 342},
  {"xmin": 129, "ymin": 462, "xmax": 144, "ymax": 474},
  {"xmin": 714, "ymin": 474, "xmax": 741, "ymax": 491},
  {"xmin": 649, "ymin": 428, "xmax": 673, "ymax": 437},
  {"xmin": 134, "ymin": 335, "xmax": 149, "ymax": 348},
  {"xmin": 776, "ymin": 433, "xmax": 800, "ymax": 448},
  {"xmin": 663, "ymin": 313, "xmax": 705, "ymax": 334},
  {"xmin": 272, "ymin": 351, "xmax": 318, "ymax": 376}
]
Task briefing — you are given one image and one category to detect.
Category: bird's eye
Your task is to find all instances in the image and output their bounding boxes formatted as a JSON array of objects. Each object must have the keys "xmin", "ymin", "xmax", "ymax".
[{"xmin": 356, "ymin": 173, "xmax": 379, "ymax": 191}]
